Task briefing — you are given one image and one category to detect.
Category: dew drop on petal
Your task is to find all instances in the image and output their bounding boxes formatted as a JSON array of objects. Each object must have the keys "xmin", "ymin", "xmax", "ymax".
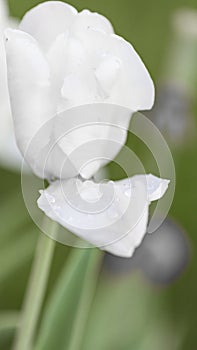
[
  {"xmin": 46, "ymin": 193, "xmax": 56, "ymax": 204},
  {"xmin": 107, "ymin": 203, "xmax": 119, "ymax": 219},
  {"xmin": 124, "ymin": 188, "xmax": 132, "ymax": 197}
]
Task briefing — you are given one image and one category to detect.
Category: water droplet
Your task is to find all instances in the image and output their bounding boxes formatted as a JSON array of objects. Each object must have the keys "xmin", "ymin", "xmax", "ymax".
[
  {"xmin": 46, "ymin": 194, "xmax": 56, "ymax": 204},
  {"xmin": 124, "ymin": 188, "xmax": 132, "ymax": 197},
  {"xmin": 107, "ymin": 205, "xmax": 119, "ymax": 219},
  {"xmin": 148, "ymin": 180, "xmax": 157, "ymax": 191},
  {"xmin": 67, "ymin": 216, "xmax": 74, "ymax": 224}
]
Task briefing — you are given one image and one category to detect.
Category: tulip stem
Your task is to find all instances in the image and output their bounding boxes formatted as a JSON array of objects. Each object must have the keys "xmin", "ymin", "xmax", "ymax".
[
  {"xmin": 12, "ymin": 216, "xmax": 57, "ymax": 350},
  {"xmin": 67, "ymin": 248, "xmax": 103, "ymax": 350}
]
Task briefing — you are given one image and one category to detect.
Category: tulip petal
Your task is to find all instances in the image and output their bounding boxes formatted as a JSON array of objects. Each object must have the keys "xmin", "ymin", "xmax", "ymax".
[
  {"xmin": 5, "ymin": 29, "xmax": 55, "ymax": 174},
  {"xmin": 37, "ymin": 174, "xmax": 169, "ymax": 257},
  {"xmin": 52, "ymin": 104, "xmax": 131, "ymax": 179},
  {"xmin": 132, "ymin": 174, "xmax": 170, "ymax": 201},
  {"xmin": 104, "ymin": 206, "xmax": 149, "ymax": 257},
  {"xmin": 75, "ymin": 27, "xmax": 155, "ymax": 111},
  {"xmin": 19, "ymin": 1, "xmax": 77, "ymax": 51},
  {"xmin": 72, "ymin": 9, "xmax": 114, "ymax": 34},
  {"xmin": 47, "ymin": 33, "xmax": 104, "ymax": 111},
  {"xmin": 0, "ymin": 1, "xmax": 22, "ymax": 170},
  {"xmin": 47, "ymin": 33, "xmax": 88, "ymax": 109}
]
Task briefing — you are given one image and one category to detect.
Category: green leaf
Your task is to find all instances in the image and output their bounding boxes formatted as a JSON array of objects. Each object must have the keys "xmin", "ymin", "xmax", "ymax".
[
  {"xmin": 81, "ymin": 274, "xmax": 157, "ymax": 350},
  {"xmin": 35, "ymin": 248, "xmax": 102, "ymax": 350}
]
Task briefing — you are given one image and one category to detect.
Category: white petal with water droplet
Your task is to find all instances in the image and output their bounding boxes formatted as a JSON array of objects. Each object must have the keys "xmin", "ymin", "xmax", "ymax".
[{"xmin": 38, "ymin": 174, "xmax": 169, "ymax": 257}]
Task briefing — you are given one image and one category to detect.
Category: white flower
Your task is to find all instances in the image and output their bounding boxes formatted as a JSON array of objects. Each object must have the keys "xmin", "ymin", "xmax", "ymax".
[
  {"xmin": 0, "ymin": 0, "xmax": 21, "ymax": 170},
  {"xmin": 5, "ymin": 1, "xmax": 169, "ymax": 257},
  {"xmin": 38, "ymin": 175, "xmax": 169, "ymax": 257},
  {"xmin": 5, "ymin": 1, "xmax": 154, "ymax": 179}
]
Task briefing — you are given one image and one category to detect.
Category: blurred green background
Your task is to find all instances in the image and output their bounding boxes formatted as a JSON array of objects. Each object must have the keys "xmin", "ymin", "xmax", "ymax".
[{"xmin": 1, "ymin": 0, "xmax": 197, "ymax": 349}]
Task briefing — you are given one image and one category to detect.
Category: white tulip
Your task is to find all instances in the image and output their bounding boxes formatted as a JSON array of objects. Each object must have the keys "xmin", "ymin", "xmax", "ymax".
[
  {"xmin": 5, "ymin": 1, "xmax": 169, "ymax": 257},
  {"xmin": 5, "ymin": 1, "xmax": 154, "ymax": 179}
]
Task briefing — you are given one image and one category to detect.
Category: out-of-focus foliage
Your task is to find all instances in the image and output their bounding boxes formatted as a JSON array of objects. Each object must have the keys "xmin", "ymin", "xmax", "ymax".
[{"xmin": 1, "ymin": 0, "xmax": 197, "ymax": 349}]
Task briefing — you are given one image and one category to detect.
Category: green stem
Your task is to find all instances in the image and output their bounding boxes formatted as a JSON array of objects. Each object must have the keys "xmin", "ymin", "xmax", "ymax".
[
  {"xmin": 12, "ymin": 216, "xmax": 57, "ymax": 350},
  {"xmin": 67, "ymin": 248, "xmax": 103, "ymax": 350}
]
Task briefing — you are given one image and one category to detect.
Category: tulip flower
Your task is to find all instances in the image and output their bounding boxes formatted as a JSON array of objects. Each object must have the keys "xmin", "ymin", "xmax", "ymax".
[{"xmin": 5, "ymin": 1, "xmax": 169, "ymax": 257}]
